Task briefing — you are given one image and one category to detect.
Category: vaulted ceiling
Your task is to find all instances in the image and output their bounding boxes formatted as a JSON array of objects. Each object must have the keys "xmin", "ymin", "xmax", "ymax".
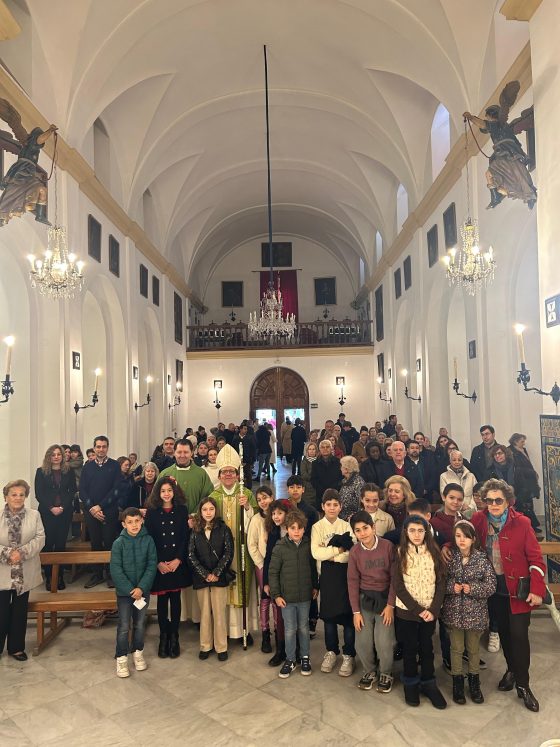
[{"xmin": 11, "ymin": 0, "xmax": 527, "ymax": 292}]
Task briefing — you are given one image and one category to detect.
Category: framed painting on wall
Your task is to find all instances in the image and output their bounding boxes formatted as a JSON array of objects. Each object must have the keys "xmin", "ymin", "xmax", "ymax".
[
  {"xmin": 222, "ymin": 281, "xmax": 243, "ymax": 307},
  {"xmin": 314, "ymin": 277, "xmax": 336, "ymax": 306}
]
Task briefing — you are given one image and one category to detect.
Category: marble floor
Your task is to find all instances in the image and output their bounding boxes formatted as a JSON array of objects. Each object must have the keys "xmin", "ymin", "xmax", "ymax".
[{"xmin": 1, "ymin": 601, "xmax": 559, "ymax": 747}]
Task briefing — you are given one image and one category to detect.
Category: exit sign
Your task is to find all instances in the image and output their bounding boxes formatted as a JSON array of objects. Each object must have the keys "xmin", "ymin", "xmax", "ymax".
[{"xmin": 310, "ymin": 403, "xmax": 318, "ymax": 409}]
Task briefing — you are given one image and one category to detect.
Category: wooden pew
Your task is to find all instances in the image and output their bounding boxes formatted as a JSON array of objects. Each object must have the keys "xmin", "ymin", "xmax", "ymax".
[
  {"xmin": 538, "ymin": 541, "xmax": 560, "ymax": 601},
  {"xmin": 29, "ymin": 551, "xmax": 116, "ymax": 656}
]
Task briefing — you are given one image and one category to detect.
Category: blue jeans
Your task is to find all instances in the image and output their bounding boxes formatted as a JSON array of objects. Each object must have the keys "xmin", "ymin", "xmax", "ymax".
[
  {"xmin": 324, "ymin": 618, "xmax": 356, "ymax": 657},
  {"xmin": 116, "ymin": 594, "xmax": 149, "ymax": 657},
  {"xmin": 282, "ymin": 601, "xmax": 310, "ymax": 661}
]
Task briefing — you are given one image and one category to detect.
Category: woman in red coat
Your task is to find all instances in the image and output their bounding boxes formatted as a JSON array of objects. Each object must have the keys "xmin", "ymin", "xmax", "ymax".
[{"xmin": 471, "ymin": 478, "xmax": 545, "ymax": 713}]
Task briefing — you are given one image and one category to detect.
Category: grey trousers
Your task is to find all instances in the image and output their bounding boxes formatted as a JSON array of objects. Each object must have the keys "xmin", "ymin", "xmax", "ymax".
[{"xmin": 355, "ymin": 598, "xmax": 395, "ymax": 675}]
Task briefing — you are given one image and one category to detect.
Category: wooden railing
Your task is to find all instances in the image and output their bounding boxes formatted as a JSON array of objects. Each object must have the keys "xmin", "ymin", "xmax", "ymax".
[{"xmin": 186, "ymin": 319, "xmax": 373, "ymax": 350}]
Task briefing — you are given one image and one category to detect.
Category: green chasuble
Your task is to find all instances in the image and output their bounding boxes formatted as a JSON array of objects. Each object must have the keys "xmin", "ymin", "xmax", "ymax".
[
  {"xmin": 159, "ymin": 463, "xmax": 214, "ymax": 514},
  {"xmin": 210, "ymin": 483, "xmax": 258, "ymax": 608}
]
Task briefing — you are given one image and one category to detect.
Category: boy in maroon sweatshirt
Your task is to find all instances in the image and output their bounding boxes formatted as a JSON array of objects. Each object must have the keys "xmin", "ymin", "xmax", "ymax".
[{"xmin": 347, "ymin": 511, "xmax": 396, "ymax": 694}]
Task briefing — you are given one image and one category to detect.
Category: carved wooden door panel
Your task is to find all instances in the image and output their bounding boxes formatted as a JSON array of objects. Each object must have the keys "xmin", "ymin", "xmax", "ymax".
[{"xmin": 250, "ymin": 367, "xmax": 310, "ymax": 437}]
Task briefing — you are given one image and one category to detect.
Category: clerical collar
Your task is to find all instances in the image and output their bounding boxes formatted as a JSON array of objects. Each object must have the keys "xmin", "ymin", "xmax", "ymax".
[
  {"xmin": 175, "ymin": 464, "xmax": 191, "ymax": 471},
  {"xmin": 222, "ymin": 483, "xmax": 238, "ymax": 495}
]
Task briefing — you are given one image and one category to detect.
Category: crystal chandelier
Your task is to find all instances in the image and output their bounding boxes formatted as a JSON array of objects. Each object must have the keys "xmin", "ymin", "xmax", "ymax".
[
  {"xmin": 27, "ymin": 137, "xmax": 84, "ymax": 299},
  {"xmin": 249, "ymin": 277, "xmax": 296, "ymax": 339},
  {"xmin": 248, "ymin": 46, "xmax": 296, "ymax": 341},
  {"xmin": 442, "ymin": 121, "xmax": 496, "ymax": 296}
]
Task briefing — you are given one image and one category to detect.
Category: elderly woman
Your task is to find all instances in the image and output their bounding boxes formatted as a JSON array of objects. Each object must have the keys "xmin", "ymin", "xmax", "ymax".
[
  {"xmin": 332, "ymin": 424, "xmax": 347, "ymax": 456},
  {"xmin": 300, "ymin": 442, "xmax": 318, "ymax": 509},
  {"xmin": 487, "ymin": 444, "xmax": 515, "ymax": 485},
  {"xmin": 381, "ymin": 475, "xmax": 415, "ymax": 530},
  {"xmin": 0, "ymin": 480, "xmax": 45, "ymax": 661},
  {"xmin": 439, "ymin": 450, "xmax": 477, "ymax": 515},
  {"xmin": 338, "ymin": 456, "xmax": 365, "ymax": 521},
  {"xmin": 311, "ymin": 440, "xmax": 342, "ymax": 503},
  {"xmin": 131, "ymin": 461, "xmax": 160, "ymax": 512},
  {"xmin": 34, "ymin": 444, "xmax": 77, "ymax": 590},
  {"xmin": 508, "ymin": 433, "xmax": 542, "ymax": 536},
  {"xmin": 471, "ymin": 479, "xmax": 545, "ymax": 712}
]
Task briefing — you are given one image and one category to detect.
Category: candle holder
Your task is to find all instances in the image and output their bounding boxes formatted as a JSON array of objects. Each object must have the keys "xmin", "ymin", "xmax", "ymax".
[
  {"xmin": 404, "ymin": 386, "xmax": 421, "ymax": 403},
  {"xmin": 336, "ymin": 376, "xmax": 346, "ymax": 407},
  {"xmin": 517, "ymin": 363, "xmax": 560, "ymax": 407},
  {"xmin": 74, "ymin": 390, "xmax": 98, "ymax": 414},
  {"xmin": 213, "ymin": 379, "xmax": 222, "ymax": 410},
  {"xmin": 452, "ymin": 378, "xmax": 477, "ymax": 403},
  {"xmin": 135, "ymin": 393, "xmax": 151, "ymax": 411},
  {"xmin": 168, "ymin": 394, "xmax": 181, "ymax": 412},
  {"xmin": 379, "ymin": 390, "xmax": 392, "ymax": 404},
  {"xmin": 0, "ymin": 375, "xmax": 14, "ymax": 404}
]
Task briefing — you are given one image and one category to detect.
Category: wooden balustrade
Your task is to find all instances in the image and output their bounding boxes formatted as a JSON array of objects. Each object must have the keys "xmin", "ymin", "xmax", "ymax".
[{"xmin": 186, "ymin": 319, "xmax": 373, "ymax": 350}]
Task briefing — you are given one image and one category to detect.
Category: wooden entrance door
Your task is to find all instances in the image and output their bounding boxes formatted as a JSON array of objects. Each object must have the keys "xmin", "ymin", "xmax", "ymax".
[{"xmin": 250, "ymin": 367, "xmax": 310, "ymax": 436}]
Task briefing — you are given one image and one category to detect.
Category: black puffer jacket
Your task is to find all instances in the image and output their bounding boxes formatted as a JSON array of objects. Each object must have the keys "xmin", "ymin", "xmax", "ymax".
[
  {"xmin": 188, "ymin": 518, "xmax": 234, "ymax": 589},
  {"xmin": 268, "ymin": 535, "xmax": 319, "ymax": 603}
]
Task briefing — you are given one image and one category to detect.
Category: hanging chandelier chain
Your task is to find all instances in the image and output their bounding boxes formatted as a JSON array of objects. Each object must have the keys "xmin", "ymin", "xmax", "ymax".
[{"xmin": 464, "ymin": 119, "xmax": 471, "ymax": 217}]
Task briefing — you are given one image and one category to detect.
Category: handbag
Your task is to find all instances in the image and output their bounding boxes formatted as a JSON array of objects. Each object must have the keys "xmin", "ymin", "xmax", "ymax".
[{"xmin": 516, "ymin": 576, "xmax": 530, "ymax": 600}]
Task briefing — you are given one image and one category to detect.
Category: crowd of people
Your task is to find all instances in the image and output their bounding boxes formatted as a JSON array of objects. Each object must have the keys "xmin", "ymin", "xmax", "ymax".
[{"xmin": 0, "ymin": 412, "xmax": 549, "ymax": 715}]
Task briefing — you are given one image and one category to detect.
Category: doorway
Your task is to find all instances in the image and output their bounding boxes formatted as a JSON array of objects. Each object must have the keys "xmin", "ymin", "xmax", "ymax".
[{"xmin": 250, "ymin": 367, "xmax": 310, "ymax": 442}]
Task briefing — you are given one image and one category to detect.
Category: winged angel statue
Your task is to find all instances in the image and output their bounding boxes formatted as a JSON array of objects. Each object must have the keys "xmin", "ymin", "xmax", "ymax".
[
  {"xmin": 0, "ymin": 98, "xmax": 57, "ymax": 226},
  {"xmin": 463, "ymin": 81, "xmax": 537, "ymax": 210}
]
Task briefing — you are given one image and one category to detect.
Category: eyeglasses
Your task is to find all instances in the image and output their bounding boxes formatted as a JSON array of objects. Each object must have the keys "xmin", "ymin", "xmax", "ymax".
[
  {"xmin": 484, "ymin": 497, "xmax": 505, "ymax": 506},
  {"xmin": 220, "ymin": 469, "xmax": 237, "ymax": 475}
]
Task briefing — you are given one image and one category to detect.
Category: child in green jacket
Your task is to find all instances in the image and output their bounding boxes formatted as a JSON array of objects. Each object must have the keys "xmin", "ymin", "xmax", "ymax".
[{"xmin": 110, "ymin": 507, "xmax": 157, "ymax": 678}]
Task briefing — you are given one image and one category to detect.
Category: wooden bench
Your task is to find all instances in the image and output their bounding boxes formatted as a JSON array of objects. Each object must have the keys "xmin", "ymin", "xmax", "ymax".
[
  {"xmin": 29, "ymin": 551, "xmax": 116, "ymax": 655},
  {"xmin": 538, "ymin": 541, "xmax": 560, "ymax": 601}
]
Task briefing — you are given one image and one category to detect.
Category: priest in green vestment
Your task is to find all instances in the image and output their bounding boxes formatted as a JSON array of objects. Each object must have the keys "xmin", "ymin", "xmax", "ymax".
[
  {"xmin": 210, "ymin": 444, "xmax": 258, "ymax": 641},
  {"xmin": 160, "ymin": 438, "xmax": 214, "ymax": 514}
]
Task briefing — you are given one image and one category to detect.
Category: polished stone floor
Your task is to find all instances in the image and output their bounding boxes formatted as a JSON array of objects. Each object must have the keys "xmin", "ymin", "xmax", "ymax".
[{"xmin": 1, "ymin": 603, "xmax": 559, "ymax": 746}]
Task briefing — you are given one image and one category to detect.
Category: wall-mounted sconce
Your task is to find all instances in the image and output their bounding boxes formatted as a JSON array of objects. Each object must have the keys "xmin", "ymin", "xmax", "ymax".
[
  {"xmin": 377, "ymin": 376, "xmax": 392, "ymax": 404},
  {"xmin": 451, "ymin": 357, "xmax": 477, "ymax": 403},
  {"xmin": 1, "ymin": 335, "xmax": 15, "ymax": 405},
  {"xmin": 402, "ymin": 368, "xmax": 421, "ymax": 402},
  {"xmin": 515, "ymin": 323, "xmax": 559, "ymax": 406},
  {"xmin": 135, "ymin": 375, "xmax": 152, "ymax": 411},
  {"xmin": 74, "ymin": 367, "xmax": 101, "ymax": 415},
  {"xmin": 416, "ymin": 358, "xmax": 422, "ymax": 372},
  {"xmin": 336, "ymin": 376, "xmax": 346, "ymax": 407},
  {"xmin": 213, "ymin": 379, "xmax": 223, "ymax": 410}
]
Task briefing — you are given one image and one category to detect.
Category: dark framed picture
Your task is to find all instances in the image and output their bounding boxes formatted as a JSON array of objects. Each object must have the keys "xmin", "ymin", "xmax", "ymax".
[
  {"xmin": 403, "ymin": 255, "xmax": 412, "ymax": 290},
  {"xmin": 88, "ymin": 214, "xmax": 102, "ymax": 263},
  {"xmin": 314, "ymin": 277, "xmax": 336, "ymax": 306},
  {"xmin": 261, "ymin": 242, "xmax": 292, "ymax": 267},
  {"xmin": 72, "ymin": 351, "xmax": 81, "ymax": 370},
  {"xmin": 222, "ymin": 281, "xmax": 243, "ymax": 308},
  {"xmin": 132, "ymin": 366, "xmax": 139, "ymax": 380},
  {"xmin": 375, "ymin": 285, "xmax": 384, "ymax": 342},
  {"xmin": 139, "ymin": 264, "xmax": 148, "ymax": 298},
  {"xmin": 377, "ymin": 353, "xmax": 385, "ymax": 383},
  {"xmin": 416, "ymin": 358, "xmax": 422, "ymax": 372},
  {"xmin": 468, "ymin": 340, "xmax": 477, "ymax": 359},
  {"xmin": 427, "ymin": 224, "xmax": 439, "ymax": 268},
  {"xmin": 545, "ymin": 294, "xmax": 560, "ymax": 328},
  {"xmin": 443, "ymin": 203, "xmax": 457, "ymax": 249},
  {"xmin": 109, "ymin": 235, "xmax": 120, "ymax": 277},
  {"xmin": 394, "ymin": 268, "xmax": 402, "ymax": 300},
  {"xmin": 167, "ymin": 374, "xmax": 171, "ymax": 386},
  {"xmin": 388, "ymin": 367, "xmax": 392, "ymax": 380},
  {"xmin": 152, "ymin": 276, "xmax": 160, "ymax": 306},
  {"xmin": 174, "ymin": 292, "xmax": 183, "ymax": 345}
]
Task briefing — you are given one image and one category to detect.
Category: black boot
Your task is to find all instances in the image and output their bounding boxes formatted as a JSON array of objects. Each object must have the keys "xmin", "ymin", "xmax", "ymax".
[
  {"xmin": 169, "ymin": 632, "xmax": 180, "ymax": 658},
  {"xmin": 403, "ymin": 682, "xmax": 420, "ymax": 707},
  {"xmin": 452, "ymin": 675, "xmax": 466, "ymax": 705},
  {"xmin": 34, "ymin": 203, "xmax": 51, "ymax": 225},
  {"xmin": 45, "ymin": 575, "xmax": 52, "ymax": 592},
  {"xmin": 420, "ymin": 678, "xmax": 447, "ymax": 709},
  {"xmin": 468, "ymin": 673, "xmax": 484, "ymax": 703},
  {"xmin": 261, "ymin": 630, "xmax": 272, "ymax": 654},
  {"xmin": 498, "ymin": 670, "xmax": 515, "ymax": 691},
  {"xmin": 158, "ymin": 632, "xmax": 169, "ymax": 658},
  {"xmin": 486, "ymin": 187, "xmax": 505, "ymax": 209},
  {"xmin": 268, "ymin": 634, "xmax": 285, "ymax": 667},
  {"xmin": 57, "ymin": 572, "xmax": 66, "ymax": 591},
  {"xmin": 516, "ymin": 685, "xmax": 539, "ymax": 712}
]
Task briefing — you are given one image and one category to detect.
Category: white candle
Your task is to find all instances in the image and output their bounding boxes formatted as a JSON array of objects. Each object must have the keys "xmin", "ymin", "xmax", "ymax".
[
  {"xmin": 453, "ymin": 357, "xmax": 458, "ymax": 380},
  {"xmin": 514, "ymin": 324, "xmax": 526, "ymax": 364},
  {"xmin": 4, "ymin": 336, "xmax": 14, "ymax": 377}
]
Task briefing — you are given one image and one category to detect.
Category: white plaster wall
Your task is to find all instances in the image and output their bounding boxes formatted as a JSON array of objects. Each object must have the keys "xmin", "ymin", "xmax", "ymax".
[
  {"xmin": 183, "ymin": 352, "xmax": 376, "ymax": 433},
  {"xmin": 200, "ymin": 235, "xmax": 359, "ymax": 324}
]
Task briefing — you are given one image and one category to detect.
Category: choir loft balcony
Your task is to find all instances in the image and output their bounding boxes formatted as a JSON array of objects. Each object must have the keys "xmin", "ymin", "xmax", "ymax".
[{"xmin": 186, "ymin": 319, "xmax": 373, "ymax": 351}]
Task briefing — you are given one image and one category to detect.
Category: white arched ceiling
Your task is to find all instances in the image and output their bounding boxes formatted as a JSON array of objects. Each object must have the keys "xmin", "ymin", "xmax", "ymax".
[{"xmin": 21, "ymin": 0, "xmax": 525, "ymax": 287}]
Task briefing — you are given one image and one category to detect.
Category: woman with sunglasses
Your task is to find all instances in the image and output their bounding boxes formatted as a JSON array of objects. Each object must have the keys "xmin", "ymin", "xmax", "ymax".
[{"xmin": 471, "ymin": 478, "xmax": 546, "ymax": 713}]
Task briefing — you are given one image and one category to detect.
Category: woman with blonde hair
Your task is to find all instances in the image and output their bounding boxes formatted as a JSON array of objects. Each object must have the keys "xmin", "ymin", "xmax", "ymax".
[
  {"xmin": 34, "ymin": 444, "xmax": 76, "ymax": 590},
  {"xmin": 381, "ymin": 476, "xmax": 414, "ymax": 530},
  {"xmin": 339, "ymin": 455, "xmax": 365, "ymax": 521}
]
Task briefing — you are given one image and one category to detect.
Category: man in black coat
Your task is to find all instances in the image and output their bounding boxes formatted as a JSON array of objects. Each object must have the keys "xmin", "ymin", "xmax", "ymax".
[
  {"xmin": 470, "ymin": 424, "xmax": 497, "ymax": 481},
  {"xmin": 408, "ymin": 436, "xmax": 439, "ymax": 501},
  {"xmin": 382, "ymin": 415, "xmax": 397, "ymax": 437},
  {"xmin": 290, "ymin": 418, "xmax": 307, "ymax": 475},
  {"xmin": 311, "ymin": 440, "xmax": 342, "ymax": 501},
  {"xmin": 255, "ymin": 422, "xmax": 272, "ymax": 478},
  {"xmin": 377, "ymin": 440, "xmax": 424, "ymax": 498},
  {"xmin": 341, "ymin": 421, "xmax": 359, "ymax": 454}
]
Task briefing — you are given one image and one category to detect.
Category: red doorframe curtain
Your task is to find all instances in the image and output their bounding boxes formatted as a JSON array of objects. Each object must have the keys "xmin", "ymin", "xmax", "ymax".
[{"xmin": 259, "ymin": 270, "xmax": 298, "ymax": 320}]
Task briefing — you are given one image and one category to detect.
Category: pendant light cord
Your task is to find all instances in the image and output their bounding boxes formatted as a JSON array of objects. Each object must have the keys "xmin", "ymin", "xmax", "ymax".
[{"xmin": 264, "ymin": 45, "xmax": 274, "ymax": 287}]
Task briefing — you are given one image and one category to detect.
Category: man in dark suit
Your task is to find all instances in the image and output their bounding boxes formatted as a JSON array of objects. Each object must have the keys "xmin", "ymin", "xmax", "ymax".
[
  {"xmin": 470, "ymin": 424, "xmax": 497, "ymax": 481},
  {"xmin": 377, "ymin": 440, "xmax": 424, "ymax": 498}
]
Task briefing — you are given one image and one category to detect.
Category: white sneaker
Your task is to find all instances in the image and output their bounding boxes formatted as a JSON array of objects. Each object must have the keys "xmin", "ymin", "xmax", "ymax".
[
  {"xmin": 338, "ymin": 654, "xmax": 355, "ymax": 677},
  {"xmin": 488, "ymin": 632, "xmax": 500, "ymax": 653},
  {"xmin": 116, "ymin": 655, "xmax": 130, "ymax": 678},
  {"xmin": 320, "ymin": 650, "xmax": 338, "ymax": 673},
  {"xmin": 132, "ymin": 650, "xmax": 147, "ymax": 671}
]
